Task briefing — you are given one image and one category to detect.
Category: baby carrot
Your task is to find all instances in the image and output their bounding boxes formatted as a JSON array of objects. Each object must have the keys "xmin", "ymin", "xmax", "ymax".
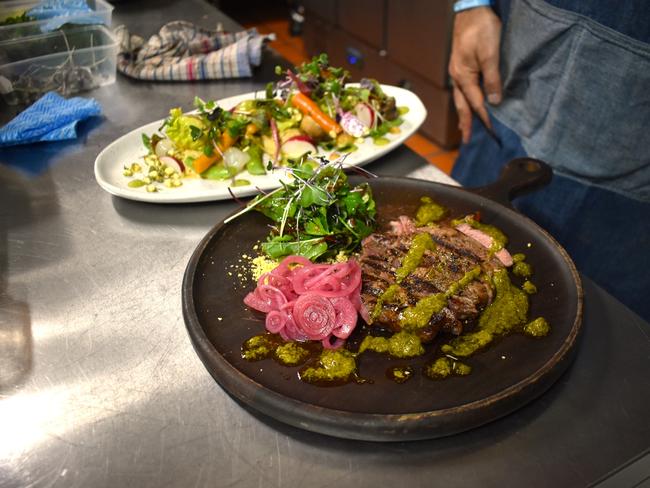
[
  {"xmin": 192, "ymin": 153, "xmax": 220, "ymax": 174},
  {"xmin": 192, "ymin": 130, "xmax": 238, "ymax": 173},
  {"xmin": 291, "ymin": 92, "xmax": 342, "ymax": 136}
]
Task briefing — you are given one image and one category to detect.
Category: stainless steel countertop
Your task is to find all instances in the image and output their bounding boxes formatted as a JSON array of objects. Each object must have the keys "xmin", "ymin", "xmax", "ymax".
[{"xmin": 1, "ymin": 2, "xmax": 648, "ymax": 487}]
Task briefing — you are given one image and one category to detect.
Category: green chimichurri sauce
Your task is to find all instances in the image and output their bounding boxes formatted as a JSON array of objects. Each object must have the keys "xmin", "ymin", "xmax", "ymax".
[
  {"xmin": 447, "ymin": 266, "xmax": 483, "ymax": 297},
  {"xmin": 522, "ymin": 280, "xmax": 537, "ymax": 294},
  {"xmin": 523, "ymin": 317, "xmax": 550, "ymax": 338},
  {"xmin": 400, "ymin": 266, "xmax": 482, "ymax": 330},
  {"xmin": 453, "ymin": 215, "xmax": 508, "ymax": 252},
  {"xmin": 299, "ymin": 349, "xmax": 357, "ymax": 385},
  {"xmin": 274, "ymin": 341, "xmax": 311, "ymax": 366},
  {"xmin": 242, "ymin": 334, "xmax": 313, "ymax": 365},
  {"xmin": 400, "ymin": 293, "xmax": 447, "ymax": 329},
  {"xmin": 241, "ymin": 334, "xmax": 281, "ymax": 361},
  {"xmin": 441, "ymin": 269, "xmax": 528, "ymax": 357},
  {"xmin": 512, "ymin": 253, "xmax": 526, "ymax": 263},
  {"xmin": 128, "ymin": 179, "xmax": 146, "ymax": 188},
  {"xmin": 395, "ymin": 233, "xmax": 435, "ymax": 282},
  {"xmin": 424, "ymin": 357, "xmax": 472, "ymax": 380},
  {"xmin": 358, "ymin": 331, "xmax": 424, "ymax": 358},
  {"xmin": 232, "ymin": 179, "xmax": 252, "ymax": 187},
  {"xmin": 478, "ymin": 269, "xmax": 529, "ymax": 333},
  {"xmin": 386, "ymin": 366, "xmax": 414, "ymax": 383},
  {"xmin": 513, "ymin": 261, "xmax": 533, "ymax": 278},
  {"xmin": 371, "ymin": 283, "xmax": 403, "ymax": 321},
  {"xmin": 415, "ymin": 196, "xmax": 448, "ymax": 226}
]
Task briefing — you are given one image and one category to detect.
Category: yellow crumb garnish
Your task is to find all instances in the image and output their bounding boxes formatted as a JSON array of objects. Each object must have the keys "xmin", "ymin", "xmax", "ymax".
[
  {"xmin": 251, "ymin": 255, "xmax": 279, "ymax": 281},
  {"xmin": 332, "ymin": 250, "xmax": 349, "ymax": 263}
]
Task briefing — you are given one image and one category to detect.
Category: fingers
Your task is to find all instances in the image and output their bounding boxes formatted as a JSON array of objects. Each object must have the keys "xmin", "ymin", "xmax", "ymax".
[
  {"xmin": 447, "ymin": 7, "xmax": 503, "ymax": 143},
  {"xmin": 455, "ymin": 76, "xmax": 492, "ymax": 131},
  {"xmin": 480, "ymin": 51, "xmax": 502, "ymax": 105},
  {"xmin": 449, "ymin": 54, "xmax": 493, "ymax": 135},
  {"xmin": 452, "ymin": 85, "xmax": 472, "ymax": 144}
]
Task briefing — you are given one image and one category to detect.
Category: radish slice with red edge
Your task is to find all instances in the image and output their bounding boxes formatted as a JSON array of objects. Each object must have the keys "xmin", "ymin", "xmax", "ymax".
[
  {"xmin": 159, "ymin": 155, "xmax": 185, "ymax": 173},
  {"xmin": 354, "ymin": 102, "xmax": 376, "ymax": 129},
  {"xmin": 282, "ymin": 135, "xmax": 317, "ymax": 159},
  {"xmin": 340, "ymin": 112, "xmax": 369, "ymax": 138}
]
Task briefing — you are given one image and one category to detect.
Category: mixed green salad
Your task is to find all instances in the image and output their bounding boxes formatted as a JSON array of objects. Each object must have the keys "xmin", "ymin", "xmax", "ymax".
[{"xmin": 122, "ymin": 54, "xmax": 409, "ymax": 193}]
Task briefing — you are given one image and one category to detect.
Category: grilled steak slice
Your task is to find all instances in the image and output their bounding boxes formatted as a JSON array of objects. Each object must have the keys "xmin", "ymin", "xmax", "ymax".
[{"xmin": 360, "ymin": 217, "xmax": 503, "ymax": 342}]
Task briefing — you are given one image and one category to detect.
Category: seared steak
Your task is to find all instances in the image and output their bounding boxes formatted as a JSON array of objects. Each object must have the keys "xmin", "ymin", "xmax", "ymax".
[{"xmin": 359, "ymin": 217, "xmax": 503, "ymax": 342}]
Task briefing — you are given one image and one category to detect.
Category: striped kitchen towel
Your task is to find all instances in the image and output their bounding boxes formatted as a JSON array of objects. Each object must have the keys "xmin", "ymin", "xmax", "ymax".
[{"xmin": 115, "ymin": 21, "xmax": 272, "ymax": 81}]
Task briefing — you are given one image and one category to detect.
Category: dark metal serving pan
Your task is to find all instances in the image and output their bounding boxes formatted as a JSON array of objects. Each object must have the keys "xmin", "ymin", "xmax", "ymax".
[{"xmin": 182, "ymin": 158, "xmax": 583, "ymax": 441}]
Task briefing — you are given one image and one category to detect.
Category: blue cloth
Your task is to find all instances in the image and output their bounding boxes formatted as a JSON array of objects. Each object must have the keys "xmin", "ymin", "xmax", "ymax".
[
  {"xmin": 28, "ymin": 0, "xmax": 103, "ymax": 31},
  {"xmin": 0, "ymin": 92, "xmax": 101, "ymax": 147},
  {"xmin": 454, "ymin": 0, "xmax": 493, "ymax": 13}
]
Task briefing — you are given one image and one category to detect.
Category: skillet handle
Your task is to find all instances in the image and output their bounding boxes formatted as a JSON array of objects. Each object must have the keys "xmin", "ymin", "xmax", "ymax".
[{"xmin": 469, "ymin": 158, "xmax": 553, "ymax": 208}]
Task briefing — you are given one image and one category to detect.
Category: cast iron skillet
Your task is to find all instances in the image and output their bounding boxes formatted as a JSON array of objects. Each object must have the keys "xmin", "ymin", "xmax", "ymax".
[{"xmin": 182, "ymin": 158, "xmax": 583, "ymax": 441}]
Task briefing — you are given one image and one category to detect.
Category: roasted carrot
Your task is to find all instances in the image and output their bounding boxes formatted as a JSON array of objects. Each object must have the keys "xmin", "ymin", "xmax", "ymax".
[
  {"xmin": 291, "ymin": 92, "xmax": 342, "ymax": 136},
  {"xmin": 192, "ymin": 153, "xmax": 220, "ymax": 174},
  {"xmin": 221, "ymin": 130, "xmax": 237, "ymax": 149},
  {"xmin": 192, "ymin": 130, "xmax": 238, "ymax": 173}
]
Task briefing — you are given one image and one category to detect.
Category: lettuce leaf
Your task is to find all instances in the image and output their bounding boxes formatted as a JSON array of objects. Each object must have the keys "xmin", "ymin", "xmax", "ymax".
[{"xmin": 164, "ymin": 108, "xmax": 207, "ymax": 151}]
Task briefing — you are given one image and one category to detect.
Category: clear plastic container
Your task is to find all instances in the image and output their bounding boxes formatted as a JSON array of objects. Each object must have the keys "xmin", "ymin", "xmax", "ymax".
[
  {"xmin": 0, "ymin": 24, "xmax": 118, "ymax": 105},
  {"xmin": 0, "ymin": 0, "xmax": 114, "ymax": 42}
]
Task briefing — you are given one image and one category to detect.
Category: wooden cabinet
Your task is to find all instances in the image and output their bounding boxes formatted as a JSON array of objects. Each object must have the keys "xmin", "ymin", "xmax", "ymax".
[
  {"xmin": 301, "ymin": 0, "xmax": 337, "ymax": 24},
  {"xmin": 338, "ymin": 0, "xmax": 385, "ymax": 49},
  {"xmin": 303, "ymin": 0, "xmax": 460, "ymax": 148},
  {"xmin": 386, "ymin": 0, "xmax": 453, "ymax": 88}
]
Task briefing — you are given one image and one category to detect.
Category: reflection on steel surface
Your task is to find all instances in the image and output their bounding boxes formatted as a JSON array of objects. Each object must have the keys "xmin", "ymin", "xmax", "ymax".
[{"xmin": 0, "ymin": 296, "xmax": 32, "ymax": 391}]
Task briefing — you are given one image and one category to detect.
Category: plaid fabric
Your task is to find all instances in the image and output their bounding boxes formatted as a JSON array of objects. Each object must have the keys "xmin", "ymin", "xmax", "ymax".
[{"xmin": 115, "ymin": 21, "xmax": 271, "ymax": 81}]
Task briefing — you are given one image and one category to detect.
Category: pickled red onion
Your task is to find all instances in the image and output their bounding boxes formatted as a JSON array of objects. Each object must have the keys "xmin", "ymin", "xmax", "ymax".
[
  {"xmin": 293, "ymin": 293, "xmax": 336, "ymax": 340},
  {"xmin": 243, "ymin": 255, "xmax": 361, "ymax": 348},
  {"xmin": 266, "ymin": 310, "xmax": 288, "ymax": 334}
]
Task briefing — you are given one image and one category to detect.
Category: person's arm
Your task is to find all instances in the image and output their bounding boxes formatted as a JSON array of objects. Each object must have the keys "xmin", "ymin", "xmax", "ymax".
[{"xmin": 448, "ymin": 3, "xmax": 502, "ymax": 143}]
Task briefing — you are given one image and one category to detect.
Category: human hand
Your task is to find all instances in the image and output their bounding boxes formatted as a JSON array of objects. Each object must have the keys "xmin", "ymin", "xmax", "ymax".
[{"xmin": 448, "ymin": 7, "xmax": 502, "ymax": 143}]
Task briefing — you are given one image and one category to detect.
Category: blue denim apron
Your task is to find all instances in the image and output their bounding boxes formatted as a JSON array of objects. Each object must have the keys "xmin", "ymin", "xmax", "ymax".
[{"xmin": 451, "ymin": 0, "xmax": 650, "ymax": 320}]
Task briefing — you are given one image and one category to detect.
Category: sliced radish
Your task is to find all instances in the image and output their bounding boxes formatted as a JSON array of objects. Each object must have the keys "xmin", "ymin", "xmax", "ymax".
[
  {"xmin": 340, "ymin": 112, "xmax": 369, "ymax": 137},
  {"xmin": 355, "ymin": 102, "xmax": 376, "ymax": 129},
  {"xmin": 159, "ymin": 155, "xmax": 185, "ymax": 173},
  {"xmin": 282, "ymin": 135, "xmax": 317, "ymax": 159}
]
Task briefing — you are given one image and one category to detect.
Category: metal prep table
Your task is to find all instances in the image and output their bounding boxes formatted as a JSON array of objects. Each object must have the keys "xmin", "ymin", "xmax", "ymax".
[{"xmin": 0, "ymin": 1, "xmax": 648, "ymax": 487}]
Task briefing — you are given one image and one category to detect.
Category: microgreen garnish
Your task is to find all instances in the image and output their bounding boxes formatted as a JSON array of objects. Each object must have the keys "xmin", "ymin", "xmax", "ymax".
[{"xmin": 224, "ymin": 156, "xmax": 377, "ymax": 261}]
